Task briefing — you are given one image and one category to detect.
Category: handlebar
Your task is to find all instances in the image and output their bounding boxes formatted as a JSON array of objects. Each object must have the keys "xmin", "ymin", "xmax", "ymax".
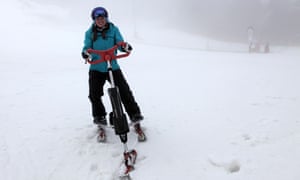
[{"xmin": 86, "ymin": 42, "xmax": 130, "ymax": 64}]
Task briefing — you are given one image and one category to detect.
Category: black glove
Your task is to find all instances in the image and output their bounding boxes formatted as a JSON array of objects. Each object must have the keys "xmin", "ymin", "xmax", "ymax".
[
  {"xmin": 81, "ymin": 51, "xmax": 91, "ymax": 59},
  {"xmin": 121, "ymin": 42, "xmax": 133, "ymax": 52}
]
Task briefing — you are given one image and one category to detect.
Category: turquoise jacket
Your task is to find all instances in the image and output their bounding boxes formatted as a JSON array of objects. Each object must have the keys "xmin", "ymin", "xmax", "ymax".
[{"xmin": 82, "ymin": 23, "xmax": 124, "ymax": 72}]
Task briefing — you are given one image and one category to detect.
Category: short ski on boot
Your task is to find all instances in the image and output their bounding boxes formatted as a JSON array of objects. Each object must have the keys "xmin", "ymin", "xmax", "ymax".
[
  {"xmin": 97, "ymin": 126, "xmax": 106, "ymax": 142},
  {"xmin": 119, "ymin": 150, "xmax": 137, "ymax": 178},
  {"xmin": 133, "ymin": 123, "xmax": 146, "ymax": 142}
]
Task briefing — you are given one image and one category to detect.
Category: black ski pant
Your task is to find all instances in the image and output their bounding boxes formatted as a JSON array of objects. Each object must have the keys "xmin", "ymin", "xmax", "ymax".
[{"xmin": 88, "ymin": 69, "xmax": 141, "ymax": 120}]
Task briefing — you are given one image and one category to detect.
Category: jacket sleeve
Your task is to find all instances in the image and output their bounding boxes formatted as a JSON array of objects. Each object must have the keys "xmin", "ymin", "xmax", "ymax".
[
  {"xmin": 82, "ymin": 27, "xmax": 99, "ymax": 61},
  {"xmin": 82, "ymin": 28, "xmax": 93, "ymax": 52},
  {"xmin": 113, "ymin": 26, "xmax": 126, "ymax": 52},
  {"xmin": 114, "ymin": 26, "xmax": 124, "ymax": 44}
]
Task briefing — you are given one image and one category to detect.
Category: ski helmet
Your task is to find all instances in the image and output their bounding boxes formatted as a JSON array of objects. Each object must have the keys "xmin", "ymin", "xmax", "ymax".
[{"xmin": 91, "ymin": 7, "xmax": 108, "ymax": 20}]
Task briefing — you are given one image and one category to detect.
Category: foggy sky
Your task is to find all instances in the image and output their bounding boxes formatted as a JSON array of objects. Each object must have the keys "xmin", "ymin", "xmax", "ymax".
[
  {"xmin": 18, "ymin": 0, "xmax": 300, "ymax": 45},
  {"xmin": 178, "ymin": 0, "xmax": 300, "ymax": 45}
]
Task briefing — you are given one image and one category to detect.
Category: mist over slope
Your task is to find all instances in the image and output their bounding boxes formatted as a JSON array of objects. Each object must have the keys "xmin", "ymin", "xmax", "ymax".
[
  {"xmin": 26, "ymin": 0, "xmax": 300, "ymax": 45},
  {"xmin": 2, "ymin": 0, "xmax": 300, "ymax": 52}
]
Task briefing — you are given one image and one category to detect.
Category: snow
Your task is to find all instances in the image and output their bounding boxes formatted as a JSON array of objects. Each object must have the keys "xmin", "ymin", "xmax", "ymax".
[{"xmin": 1, "ymin": 1, "xmax": 300, "ymax": 180}]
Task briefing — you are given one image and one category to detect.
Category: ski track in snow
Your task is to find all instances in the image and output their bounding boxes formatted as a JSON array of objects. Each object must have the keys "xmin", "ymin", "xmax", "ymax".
[{"xmin": 0, "ymin": 113, "xmax": 38, "ymax": 180}]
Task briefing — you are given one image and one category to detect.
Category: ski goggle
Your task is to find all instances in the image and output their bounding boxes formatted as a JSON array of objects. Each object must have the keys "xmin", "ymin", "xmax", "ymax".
[{"xmin": 92, "ymin": 8, "xmax": 107, "ymax": 19}]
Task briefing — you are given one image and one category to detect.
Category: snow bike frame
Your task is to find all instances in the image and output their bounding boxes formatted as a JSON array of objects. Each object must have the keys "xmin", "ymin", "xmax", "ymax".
[
  {"xmin": 86, "ymin": 42, "xmax": 140, "ymax": 177},
  {"xmin": 86, "ymin": 42, "xmax": 130, "ymax": 143},
  {"xmin": 86, "ymin": 43, "xmax": 137, "ymax": 173}
]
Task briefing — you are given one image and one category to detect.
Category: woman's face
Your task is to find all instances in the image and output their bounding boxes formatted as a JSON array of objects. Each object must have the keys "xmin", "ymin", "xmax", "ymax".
[{"xmin": 95, "ymin": 16, "xmax": 106, "ymax": 28}]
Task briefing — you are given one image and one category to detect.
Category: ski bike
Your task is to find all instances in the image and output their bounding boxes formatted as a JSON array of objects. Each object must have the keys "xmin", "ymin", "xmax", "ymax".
[{"xmin": 86, "ymin": 42, "xmax": 145, "ymax": 177}]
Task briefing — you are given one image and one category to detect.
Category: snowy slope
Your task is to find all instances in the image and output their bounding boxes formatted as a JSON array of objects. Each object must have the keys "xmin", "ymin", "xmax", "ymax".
[
  {"xmin": 1, "ymin": 34, "xmax": 300, "ymax": 180},
  {"xmin": 1, "ymin": 1, "xmax": 300, "ymax": 180}
]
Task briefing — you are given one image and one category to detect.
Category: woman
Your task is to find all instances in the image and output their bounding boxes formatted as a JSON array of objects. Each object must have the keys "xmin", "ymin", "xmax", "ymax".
[{"xmin": 81, "ymin": 7, "xmax": 145, "ymax": 141}]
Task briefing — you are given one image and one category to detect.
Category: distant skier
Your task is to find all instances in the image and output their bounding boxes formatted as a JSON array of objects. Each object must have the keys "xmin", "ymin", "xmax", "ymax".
[
  {"xmin": 247, "ymin": 26, "xmax": 256, "ymax": 53},
  {"xmin": 81, "ymin": 7, "xmax": 145, "ymax": 141},
  {"xmin": 264, "ymin": 42, "xmax": 270, "ymax": 53}
]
